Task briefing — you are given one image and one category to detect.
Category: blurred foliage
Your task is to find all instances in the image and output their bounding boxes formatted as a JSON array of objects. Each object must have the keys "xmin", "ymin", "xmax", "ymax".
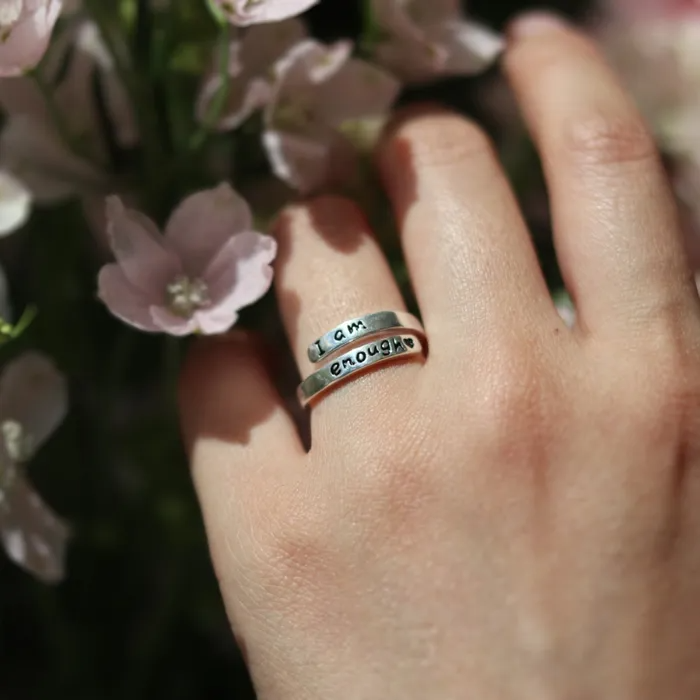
[{"xmin": 0, "ymin": 1, "xmax": 590, "ymax": 698}]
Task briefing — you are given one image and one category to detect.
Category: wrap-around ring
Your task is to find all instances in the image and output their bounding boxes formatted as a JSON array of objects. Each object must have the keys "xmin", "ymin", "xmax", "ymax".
[
  {"xmin": 307, "ymin": 311, "xmax": 424, "ymax": 363},
  {"xmin": 298, "ymin": 333, "xmax": 425, "ymax": 407}
]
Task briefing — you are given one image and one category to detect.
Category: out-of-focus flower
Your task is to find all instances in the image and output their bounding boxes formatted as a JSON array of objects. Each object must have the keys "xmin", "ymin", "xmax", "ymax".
[
  {"xmin": 68, "ymin": 20, "xmax": 137, "ymax": 149},
  {"xmin": 599, "ymin": 10, "xmax": 700, "ymax": 156},
  {"xmin": 604, "ymin": 0, "xmax": 700, "ymax": 19},
  {"xmin": 0, "ymin": 171, "xmax": 31, "ymax": 236},
  {"xmin": 370, "ymin": 0, "xmax": 504, "ymax": 84},
  {"xmin": 0, "ymin": 0, "xmax": 63, "ymax": 77},
  {"xmin": 263, "ymin": 40, "xmax": 400, "ymax": 192},
  {"xmin": 196, "ymin": 19, "xmax": 306, "ymax": 132},
  {"xmin": 0, "ymin": 19, "xmax": 134, "ymax": 209},
  {"xmin": 98, "ymin": 184, "xmax": 277, "ymax": 336},
  {"xmin": 597, "ymin": 0, "xmax": 700, "ymax": 262},
  {"xmin": 0, "ymin": 117, "xmax": 105, "ymax": 205},
  {"xmin": 213, "ymin": 0, "xmax": 318, "ymax": 26},
  {"xmin": 0, "ymin": 352, "xmax": 69, "ymax": 583}
]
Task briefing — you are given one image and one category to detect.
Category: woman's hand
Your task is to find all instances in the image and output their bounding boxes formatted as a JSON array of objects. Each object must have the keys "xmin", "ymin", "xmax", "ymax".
[{"xmin": 179, "ymin": 14, "xmax": 700, "ymax": 700}]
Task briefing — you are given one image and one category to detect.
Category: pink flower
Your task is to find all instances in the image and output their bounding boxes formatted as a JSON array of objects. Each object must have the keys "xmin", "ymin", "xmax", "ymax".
[
  {"xmin": 0, "ymin": 352, "xmax": 69, "ymax": 583},
  {"xmin": 597, "ymin": 0, "xmax": 700, "ymax": 257},
  {"xmin": 0, "ymin": 0, "xmax": 63, "ymax": 77},
  {"xmin": 370, "ymin": 0, "xmax": 504, "ymax": 84},
  {"xmin": 213, "ymin": 0, "xmax": 318, "ymax": 26},
  {"xmin": 98, "ymin": 184, "xmax": 277, "ymax": 336},
  {"xmin": 196, "ymin": 19, "xmax": 307, "ymax": 131},
  {"xmin": 597, "ymin": 2, "xmax": 700, "ymax": 143},
  {"xmin": 604, "ymin": 0, "xmax": 700, "ymax": 19},
  {"xmin": 263, "ymin": 40, "xmax": 400, "ymax": 192},
  {"xmin": 0, "ymin": 19, "xmax": 134, "ymax": 206}
]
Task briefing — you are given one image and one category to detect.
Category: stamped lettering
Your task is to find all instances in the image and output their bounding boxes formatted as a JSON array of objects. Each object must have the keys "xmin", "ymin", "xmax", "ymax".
[
  {"xmin": 347, "ymin": 320, "xmax": 367, "ymax": 334},
  {"xmin": 314, "ymin": 340, "xmax": 325, "ymax": 357},
  {"xmin": 334, "ymin": 329, "xmax": 346, "ymax": 342},
  {"xmin": 302, "ymin": 335, "xmax": 422, "ymax": 406}
]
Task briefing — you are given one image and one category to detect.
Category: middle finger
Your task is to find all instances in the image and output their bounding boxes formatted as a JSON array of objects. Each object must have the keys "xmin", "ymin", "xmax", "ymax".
[{"xmin": 378, "ymin": 109, "xmax": 556, "ymax": 358}]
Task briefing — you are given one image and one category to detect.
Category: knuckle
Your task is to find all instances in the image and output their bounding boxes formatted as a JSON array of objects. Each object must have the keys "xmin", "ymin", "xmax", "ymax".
[
  {"xmin": 342, "ymin": 418, "xmax": 443, "ymax": 538},
  {"xmin": 241, "ymin": 483, "xmax": 338, "ymax": 588},
  {"xmin": 472, "ymin": 343, "xmax": 555, "ymax": 454},
  {"xmin": 388, "ymin": 110, "xmax": 495, "ymax": 172},
  {"xmin": 562, "ymin": 112, "xmax": 658, "ymax": 170},
  {"xmin": 647, "ymin": 348, "xmax": 700, "ymax": 421},
  {"xmin": 604, "ymin": 325, "xmax": 700, "ymax": 434}
]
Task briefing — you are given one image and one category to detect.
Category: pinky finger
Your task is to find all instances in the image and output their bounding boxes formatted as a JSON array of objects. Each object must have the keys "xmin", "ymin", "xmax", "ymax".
[{"xmin": 178, "ymin": 332, "xmax": 306, "ymax": 586}]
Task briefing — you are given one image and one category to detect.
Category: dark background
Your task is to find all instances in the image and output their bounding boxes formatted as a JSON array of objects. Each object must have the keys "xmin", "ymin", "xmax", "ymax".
[{"xmin": 0, "ymin": 1, "xmax": 590, "ymax": 698}]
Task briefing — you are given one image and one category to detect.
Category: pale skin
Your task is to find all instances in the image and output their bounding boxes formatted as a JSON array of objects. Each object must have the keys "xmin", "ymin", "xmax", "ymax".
[{"xmin": 179, "ymin": 13, "xmax": 700, "ymax": 700}]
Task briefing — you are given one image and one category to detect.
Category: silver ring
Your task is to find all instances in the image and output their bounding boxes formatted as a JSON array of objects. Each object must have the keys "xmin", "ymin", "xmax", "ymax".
[
  {"xmin": 307, "ymin": 311, "xmax": 424, "ymax": 363},
  {"xmin": 298, "ymin": 333, "xmax": 425, "ymax": 407}
]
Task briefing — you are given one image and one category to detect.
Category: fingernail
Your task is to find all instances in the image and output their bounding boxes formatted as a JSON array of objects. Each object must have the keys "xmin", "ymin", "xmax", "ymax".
[{"xmin": 508, "ymin": 11, "xmax": 570, "ymax": 38}]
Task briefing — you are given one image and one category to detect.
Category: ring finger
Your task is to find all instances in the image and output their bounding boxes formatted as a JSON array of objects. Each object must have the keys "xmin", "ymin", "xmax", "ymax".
[{"xmin": 273, "ymin": 195, "xmax": 421, "ymax": 429}]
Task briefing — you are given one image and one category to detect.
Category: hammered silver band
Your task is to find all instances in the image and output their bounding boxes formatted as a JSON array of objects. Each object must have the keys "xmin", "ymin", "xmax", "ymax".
[
  {"xmin": 307, "ymin": 311, "xmax": 423, "ymax": 364},
  {"xmin": 298, "ymin": 333, "xmax": 424, "ymax": 407}
]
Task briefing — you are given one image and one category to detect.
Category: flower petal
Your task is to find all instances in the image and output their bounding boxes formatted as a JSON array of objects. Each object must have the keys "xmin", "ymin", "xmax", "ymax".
[
  {"xmin": 434, "ymin": 20, "xmax": 505, "ymax": 76},
  {"xmin": 97, "ymin": 264, "xmax": 163, "ymax": 333},
  {"xmin": 197, "ymin": 70, "xmax": 272, "ymax": 132},
  {"xmin": 271, "ymin": 39, "xmax": 352, "ymax": 90},
  {"xmin": 0, "ymin": 473, "xmax": 69, "ymax": 583},
  {"xmin": 74, "ymin": 21, "xmax": 138, "ymax": 148},
  {"xmin": 204, "ymin": 230, "xmax": 277, "ymax": 315},
  {"xmin": 165, "ymin": 183, "xmax": 254, "ymax": 274},
  {"xmin": 149, "ymin": 307, "xmax": 199, "ymax": 336},
  {"xmin": 193, "ymin": 306, "xmax": 240, "ymax": 335},
  {"xmin": 241, "ymin": 18, "xmax": 308, "ymax": 77},
  {"xmin": 371, "ymin": 0, "xmax": 503, "ymax": 83},
  {"xmin": 373, "ymin": 37, "xmax": 446, "ymax": 83},
  {"xmin": 313, "ymin": 58, "xmax": 400, "ymax": 126},
  {"xmin": 0, "ymin": 171, "xmax": 31, "ymax": 236},
  {"xmin": 371, "ymin": 0, "xmax": 427, "ymax": 46},
  {"xmin": 105, "ymin": 196, "xmax": 181, "ymax": 294},
  {"xmin": 192, "ymin": 229, "xmax": 275, "ymax": 336},
  {"xmin": 0, "ymin": 352, "xmax": 67, "ymax": 452},
  {"xmin": 262, "ymin": 128, "xmax": 332, "ymax": 192},
  {"xmin": 216, "ymin": 0, "xmax": 318, "ymax": 26},
  {"xmin": 0, "ymin": 116, "xmax": 105, "ymax": 204},
  {"xmin": 197, "ymin": 20, "xmax": 308, "ymax": 131},
  {"xmin": 0, "ymin": 0, "xmax": 63, "ymax": 77}
]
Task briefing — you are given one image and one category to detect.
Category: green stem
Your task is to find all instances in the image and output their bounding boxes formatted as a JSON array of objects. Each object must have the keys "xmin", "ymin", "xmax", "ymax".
[
  {"xmin": 360, "ymin": 0, "xmax": 382, "ymax": 53},
  {"xmin": 84, "ymin": 0, "xmax": 163, "ymax": 190},
  {"xmin": 187, "ymin": 27, "xmax": 232, "ymax": 152},
  {"xmin": 82, "ymin": 0, "xmax": 133, "ymax": 95}
]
